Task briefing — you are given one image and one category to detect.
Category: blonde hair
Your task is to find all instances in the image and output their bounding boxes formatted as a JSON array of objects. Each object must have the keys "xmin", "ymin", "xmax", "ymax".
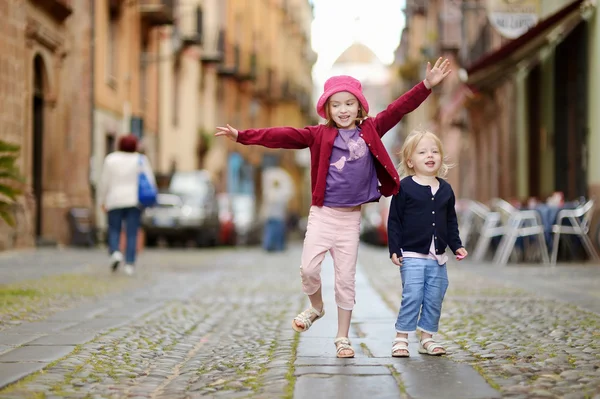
[
  {"xmin": 323, "ymin": 98, "xmax": 370, "ymax": 128},
  {"xmin": 398, "ymin": 129, "xmax": 452, "ymax": 178}
]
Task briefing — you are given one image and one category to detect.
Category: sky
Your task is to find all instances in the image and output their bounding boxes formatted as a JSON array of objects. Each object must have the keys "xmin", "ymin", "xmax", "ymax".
[{"xmin": 310, "ymin": 0, "xmax": 405, "ymax": 81}]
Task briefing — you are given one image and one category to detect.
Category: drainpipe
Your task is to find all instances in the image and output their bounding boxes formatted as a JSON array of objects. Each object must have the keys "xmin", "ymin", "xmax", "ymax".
[{"xmin": 90, "ymin": 0, "xmax": 96, "ymax": 210}]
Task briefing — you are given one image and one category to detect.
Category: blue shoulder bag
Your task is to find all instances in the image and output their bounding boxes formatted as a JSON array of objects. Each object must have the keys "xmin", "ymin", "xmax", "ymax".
[{"xmin": 138, "ymin": 155, "xmax": 157, "ymax": 207}]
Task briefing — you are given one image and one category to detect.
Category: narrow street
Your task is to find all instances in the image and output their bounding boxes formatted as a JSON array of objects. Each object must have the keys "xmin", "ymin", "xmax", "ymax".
[{"xmin": 0, "ymin": 244, "xmax": 598, "ymax": 398}]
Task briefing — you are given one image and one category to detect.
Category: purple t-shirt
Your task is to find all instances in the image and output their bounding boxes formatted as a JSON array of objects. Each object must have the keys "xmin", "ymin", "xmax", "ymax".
[{"xmin": 323, "ymin": 127, "xmax": 381, "ymax": 207}]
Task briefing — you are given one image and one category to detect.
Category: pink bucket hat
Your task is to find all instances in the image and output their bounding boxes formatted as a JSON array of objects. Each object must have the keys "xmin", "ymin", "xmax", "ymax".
[{"xmin": 316, "ymin": 75, "xmax": 369, "ymax": 119}]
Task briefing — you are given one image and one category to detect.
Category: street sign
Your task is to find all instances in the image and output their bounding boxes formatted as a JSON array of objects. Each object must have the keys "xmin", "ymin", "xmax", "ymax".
[{"xmin": 487, "ymin": 0, "xmax": 540, "ymax": 39}]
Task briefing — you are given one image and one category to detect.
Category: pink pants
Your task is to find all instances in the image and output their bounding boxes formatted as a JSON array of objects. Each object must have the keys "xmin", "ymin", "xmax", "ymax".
[{"xmin": 300, "ymin": 206, "xmax": 361, "ymax": 310}]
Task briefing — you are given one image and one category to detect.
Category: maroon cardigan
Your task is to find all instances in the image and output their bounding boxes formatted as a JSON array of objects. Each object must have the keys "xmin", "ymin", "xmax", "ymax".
[{"xmin": 237, "ymin": 81, "xmax": 431, "ymax": 206}]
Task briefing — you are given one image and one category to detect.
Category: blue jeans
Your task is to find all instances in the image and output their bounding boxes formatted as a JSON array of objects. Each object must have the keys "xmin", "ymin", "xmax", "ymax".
[
  {"xmin": 263, "ymin": 218, "xmax": 286, "ymax": 252},
  {"xmin": 395, "ymin": 257, "xmax": 449, "ymax": 334},
  {"xmin": 107, "ymin": 207, "xmax": 141, "ymax": 264}
]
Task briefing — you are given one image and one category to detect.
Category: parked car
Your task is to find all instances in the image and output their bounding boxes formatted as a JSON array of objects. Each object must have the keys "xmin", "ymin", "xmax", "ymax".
[
  {"xmin": 142, "ymin": 193, "xmax": 185, "ymax": 246},
  {"xmin": 142, "ymin": 170, "xmax": 220, "ymax": 247}
]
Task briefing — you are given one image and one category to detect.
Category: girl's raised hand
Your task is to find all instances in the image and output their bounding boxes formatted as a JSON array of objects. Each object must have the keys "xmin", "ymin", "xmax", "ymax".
[
  {"xmin": 215, "ymin": 124, "xmax": 239, "ymax": 141},
  {"xmin": 424, "ymin": 57, "xmax": 451, "ymax": 89}
]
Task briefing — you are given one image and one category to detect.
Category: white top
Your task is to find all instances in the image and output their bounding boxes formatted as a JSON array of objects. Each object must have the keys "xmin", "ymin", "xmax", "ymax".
[{"xmin": 98, "ymin": 151, "xmax": 157, "ymax": 211}]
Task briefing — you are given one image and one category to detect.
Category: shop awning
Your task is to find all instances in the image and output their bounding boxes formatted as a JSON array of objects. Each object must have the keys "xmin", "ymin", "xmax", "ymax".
[{"xmin": 465, "ymin": 0, "xmax": 596, "ymax": 89}]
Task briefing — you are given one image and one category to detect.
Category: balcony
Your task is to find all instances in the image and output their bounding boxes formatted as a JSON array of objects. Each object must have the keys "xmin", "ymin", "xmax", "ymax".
[
  {"xmin": 217, "ymin": 44, "xmax": 239, "ymax": 78},
  {"xmin": 202, "ymin": 29, "xmax": 225, "ymax": 64},
  {"xmin": 31, "ymin": 0, "xmax": 72, "ymax": 21},
  {"xmin": 139, "ymin": 0, "xmax": 174, "ymax": 26},
  {"xmin": 235, "ymin": 52, "xmax": 257, "ymax": 82},
  {"xmin": 181, "ymin": 6, "xmax": 203, "ymax": 46}
]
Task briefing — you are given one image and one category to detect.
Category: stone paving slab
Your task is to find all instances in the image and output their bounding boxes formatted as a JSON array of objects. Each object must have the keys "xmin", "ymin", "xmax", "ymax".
[
  {"xmin": 295, "ymin": 365, "xmax": 392, "ymax": 376},
  {"xmin": 295, "ymin": 374, "xmax": 403, "ymax": 399},
  {"xmin": 60, "ymin": 316, "xmax": 131, "ymax": 333},
  {"xmin": 0, "ymin": 363, "xmax": 49, "ymax": 389},
  {"xmin": 0, "ymin": 345, "xmax": 75, "ymax": 362},
  {"xmin": 43, "ymin": 306, "xmax": 109, "ymax": 322},
  {"xmin": 0, "ymin": 335, "xmax": 41, "ymax": 346},
  {"xmin": 5, "ymin": 321, "xmax": 78, "ymax": 334},
  {"xmin": 27, "ymin": 333, "xmax": 98, "ymax": 346}
]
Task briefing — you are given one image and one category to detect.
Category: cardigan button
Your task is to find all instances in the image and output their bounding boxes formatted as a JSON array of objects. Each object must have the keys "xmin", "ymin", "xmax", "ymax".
[
  {"xmin": 432, "ymin": 211, "xmax": 435, "ymax": 214},
  {"xmin": 432, "ymin": 223, "xmax": 436, "ymax": 226}
]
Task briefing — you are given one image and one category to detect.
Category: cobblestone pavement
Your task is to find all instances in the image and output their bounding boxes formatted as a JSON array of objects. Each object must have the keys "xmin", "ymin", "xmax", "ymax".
[
  {"xmin": 0, "ymin": 244, "xmax": 598, "ymax": 398},
  {"xmin": 0, "ymin": 246, "xmax": 303, "ymax": 398},
  {"xmin": 358, "ymin": 244, "xmax": 600, "ymax": 399}
]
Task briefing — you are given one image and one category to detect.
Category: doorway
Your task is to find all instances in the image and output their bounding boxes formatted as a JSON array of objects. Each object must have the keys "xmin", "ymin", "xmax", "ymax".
[
  {"xmin": 32, "ymin": 55, "xmax": 45, "ymax": 239},
  {"xmin": 554, "ymin": 22, "xmax": 588, "ymax": 200}
]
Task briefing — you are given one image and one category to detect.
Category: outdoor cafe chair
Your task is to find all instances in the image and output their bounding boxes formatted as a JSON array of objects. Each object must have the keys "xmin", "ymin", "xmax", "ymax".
[
  {"xmin": 490, "ymin": 198, "xmax": 550, "ymax": 266},
  {"xmin": 457, "ymin": 199, "xmax": 490, "ymax": 248},
  {"xmin": 470, "ymin": 200, "xmax": 506, "ymax": 262},
  {"xmin": 550, "ymin": 199, "xmax": 599, "ymax": 265}
]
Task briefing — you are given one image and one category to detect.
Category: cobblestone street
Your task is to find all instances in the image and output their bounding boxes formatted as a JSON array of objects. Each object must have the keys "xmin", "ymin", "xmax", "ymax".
[{"xmin": 0, "ymin": 243, "xmax": 597, "ymax": 398}]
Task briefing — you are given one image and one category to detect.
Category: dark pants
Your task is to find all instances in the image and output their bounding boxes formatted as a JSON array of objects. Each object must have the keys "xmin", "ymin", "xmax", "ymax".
[
  {"xmin": 263, "ymin": 218, "xmax": 286, "ymax": 252},
  {"xmin": 107, "ymin": 207, "xmax": 141, "ymax": 264}
]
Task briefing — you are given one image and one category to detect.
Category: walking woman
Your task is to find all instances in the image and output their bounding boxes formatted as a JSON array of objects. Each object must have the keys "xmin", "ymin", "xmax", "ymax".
[{"xmin": 98, "ymin": 134, "xmax": 156, "ymax": 275}]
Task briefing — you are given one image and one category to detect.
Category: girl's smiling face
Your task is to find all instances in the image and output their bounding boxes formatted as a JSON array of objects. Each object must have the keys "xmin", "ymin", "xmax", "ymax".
[
  {"xmin": 407, "ymin": 137, "xmax": 442, "ymax": 177},
  {"xmin": 328, "ymin": 91, "xmax": 360, "ymax": 129}
]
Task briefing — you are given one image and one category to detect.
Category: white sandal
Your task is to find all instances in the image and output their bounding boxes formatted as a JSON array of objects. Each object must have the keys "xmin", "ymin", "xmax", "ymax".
[
  {"xmin": 334, "ymin": 337, "xmax": 355, "ymax": 358},
  {"xmin": 292, "ymin": 306, "xmax": 325, "ymax": 332},
  {"xmin": 418, "ymin": 337, "xmax": 446, "ymax": 355},
  {"xmin": 391, "ymin": 337, "xmax": 410, "ymax": 357}
]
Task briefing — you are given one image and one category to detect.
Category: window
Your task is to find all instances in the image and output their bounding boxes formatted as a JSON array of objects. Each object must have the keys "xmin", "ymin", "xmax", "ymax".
[{"xmin": 106, "ymin": 4, "xmax": 119, "ymax": 88}]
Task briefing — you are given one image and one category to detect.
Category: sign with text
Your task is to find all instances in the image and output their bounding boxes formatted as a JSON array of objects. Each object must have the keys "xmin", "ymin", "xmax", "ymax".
[{"xmin": 487, "ymin": 0, "xmax": 540, "ymax": 39}]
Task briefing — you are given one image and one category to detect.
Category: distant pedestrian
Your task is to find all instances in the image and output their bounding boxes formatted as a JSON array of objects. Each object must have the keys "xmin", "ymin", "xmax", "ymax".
[
  {"xmin": 216, "ymin": 58, "xmax": 451, "ymax": 358},
  {"xmin": 388, "ymin": 129, "xmax": 467, "ymax": 357},
  {"xmin": 262, "ymin": 179, "xmax": 291, "ymax": 252},
  {"xmin": 98, "ymin": 134, "xmax": 157, "ymax": 276}
]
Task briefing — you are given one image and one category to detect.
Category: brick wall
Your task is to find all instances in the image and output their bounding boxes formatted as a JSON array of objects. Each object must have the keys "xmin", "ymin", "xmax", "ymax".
[{"xmin": 0, "ymin": 0, "xmax": 29, "ymax": 249}]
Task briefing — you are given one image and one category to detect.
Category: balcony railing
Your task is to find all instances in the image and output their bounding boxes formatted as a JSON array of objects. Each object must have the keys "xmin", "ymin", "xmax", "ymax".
[
  {"xmin": 139, "ymin": 0, "xmax": 174, "ymax": 26},
  {"xmin": 202, "ymin": 29, "xmax": 225, "ymax": 64},
  {"xmin": 182, "ymin": 6, "xmax": 203, "ymax": 45},
  {"xmin": 217, "ymin": 43, "xmax": 239, "ymax": 77},
  {"xmin": 31, "ymin": 0, "xmax": 72, "ymax": 21}
]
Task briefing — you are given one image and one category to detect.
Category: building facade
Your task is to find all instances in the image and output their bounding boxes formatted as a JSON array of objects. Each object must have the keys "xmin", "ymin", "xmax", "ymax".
[
  {"xmin": 0, "ymin": 0, "xmax": 93, "ymax": 249},
  {"xmin": 395, "ymin": 0, "xmax": 597, "ymax": 206}
]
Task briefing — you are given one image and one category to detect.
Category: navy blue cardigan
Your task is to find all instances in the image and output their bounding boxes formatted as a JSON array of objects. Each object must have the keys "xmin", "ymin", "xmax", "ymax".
[{"xmin": 387, "ymin": 176, "xmax": 462, "ymax": 258}]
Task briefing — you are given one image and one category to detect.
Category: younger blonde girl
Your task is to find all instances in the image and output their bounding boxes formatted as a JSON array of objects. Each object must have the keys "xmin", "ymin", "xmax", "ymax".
[{"xmin": 388, "ymin": 129, "xmax": 467, "ymax": 357}]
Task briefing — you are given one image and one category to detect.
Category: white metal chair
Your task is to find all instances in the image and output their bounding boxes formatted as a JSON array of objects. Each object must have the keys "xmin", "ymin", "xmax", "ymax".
[
  {"xmin": 470, "ymin": 199, "xmax": 507, "ymax": 262},
  {"xmin": 550, "ymin": 199, "xmax": 599, "ymax": 264},
  {"xmin": 457, "ymin": 199, "xmax": 491, "ymax": 248},
  {"xmin": 491, "ymin": 199, "xmax": 550, "ymax": 266}
]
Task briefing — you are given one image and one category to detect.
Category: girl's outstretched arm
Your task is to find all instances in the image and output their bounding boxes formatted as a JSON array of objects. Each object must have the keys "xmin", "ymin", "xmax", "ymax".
[
  {"xmin": 215, "ymin": 124, "xmax": 313, "ymax": 149},
  {"xmin": 374, "ymin": 58, "xmax": 451, "ymax": 136}
]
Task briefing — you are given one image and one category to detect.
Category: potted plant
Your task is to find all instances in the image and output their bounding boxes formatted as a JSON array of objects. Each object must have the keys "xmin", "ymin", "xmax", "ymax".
[{"xmin": 0, "ymin": 140, "xmax": 24, "ymax": 227}]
